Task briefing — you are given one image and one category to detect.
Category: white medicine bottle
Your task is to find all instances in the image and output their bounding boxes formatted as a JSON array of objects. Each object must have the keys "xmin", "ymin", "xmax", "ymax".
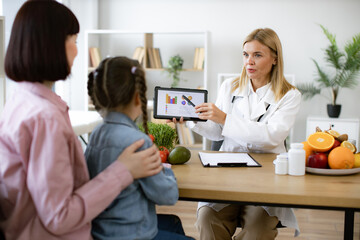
[
  {"xmin": 288, "ymin": 143, "xmax": 306, "ymax": 176},
  {"xmin": 275, "ymin": 154, "xmax": 288, "ymax": 175}
]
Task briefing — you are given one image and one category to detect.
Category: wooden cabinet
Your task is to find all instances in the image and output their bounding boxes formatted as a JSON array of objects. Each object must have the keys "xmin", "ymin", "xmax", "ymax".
[
  {"xmin": 306, "ymin": 116, "xmax": 360, "ymax": 149},
  {"xmin": 84, "ymin": 30, "xmax": 208, "ymax": 110}
]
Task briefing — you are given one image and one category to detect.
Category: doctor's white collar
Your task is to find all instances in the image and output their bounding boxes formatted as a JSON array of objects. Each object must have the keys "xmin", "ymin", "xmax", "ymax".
[
  {"xmin": 248, "ymin": 80, "xmax": 271, "ymax": 101},
  {"xmin": 231, "ymin": 80, "xmax": 277, "ymax": 105}
]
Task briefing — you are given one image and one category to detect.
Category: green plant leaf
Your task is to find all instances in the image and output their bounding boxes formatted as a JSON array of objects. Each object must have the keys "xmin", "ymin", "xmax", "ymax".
[
  {"xmin": 303, "ymin": 25, "xmax": 360, "ymax": 105},
  {"xmin": 296, "ymin": 83, "xmax": 321, "ymax": 100},
  {"xmin": 324, "ymin": 45, "xmax": 344, "ymax": 70},
  {"xmin": 312, "ymin": 59, "xmax": 333, "ymax": 87},
  {"xmin": 138, "ymin": 122, "xmax": 178, "ymax": 150},
  {"xmin": 320, "ymin": 24, "xmax": 336, "ymax": 46},
  {"xmin": 344, "ymin": 33, "xmax": 360, "ymax": 71},
  {"xmin": 336, "ymin": 69, "xmax": 360, "ymax": 88}
]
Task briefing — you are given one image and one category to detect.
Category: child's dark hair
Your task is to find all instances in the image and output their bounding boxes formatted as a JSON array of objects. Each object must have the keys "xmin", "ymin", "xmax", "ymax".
[{"xmin": 88, "ymin": 57, "xmax": 149, "ymax": 134}]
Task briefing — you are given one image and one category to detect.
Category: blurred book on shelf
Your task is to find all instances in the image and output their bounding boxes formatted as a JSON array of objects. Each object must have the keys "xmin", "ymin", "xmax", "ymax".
[
  {"xmin": 147, "ymin": 48, "xmax": 156, "ymax": 68},
  {"xmin": 89, "ymin": 47, "xmax": 101, "ymax": 68},
  {"xmin": 193, "ymin": 47, "xmax": 204, "ymax": 70},
  {"xmin": 132, "ymin": 47, "xmax": 145, "ymax": 65},
  {"xmin": 147, "ymin": 48, "xmax": 162, "ymax": 69},
  {"xmin": 193, "ymin": 47, "xmax": 199, "ymax": 69},
  {"xmin": 154, "ymin": 48, "xmax": 163, "ymax": 68}
]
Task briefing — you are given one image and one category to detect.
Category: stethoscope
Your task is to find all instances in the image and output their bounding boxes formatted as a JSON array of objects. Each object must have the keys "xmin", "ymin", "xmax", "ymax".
[{"xmin": 230, "ymin": 95, "xmax": 270, "ymax": 122}]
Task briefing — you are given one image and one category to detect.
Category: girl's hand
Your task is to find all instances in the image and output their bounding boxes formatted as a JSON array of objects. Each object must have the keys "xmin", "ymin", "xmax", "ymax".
[
  {"xmin": 195, "ymin": 103, "xmax": 227, "ymax": 124},
  {"xmin": 117, "ymin": 139, "xmax": 162, "ymax": 179}
]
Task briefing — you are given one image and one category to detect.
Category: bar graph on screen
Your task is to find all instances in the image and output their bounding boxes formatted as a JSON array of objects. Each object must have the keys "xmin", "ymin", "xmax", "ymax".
[{"xmin": 166, "ymin": 94, "xmax": 177, "ymax": 104}]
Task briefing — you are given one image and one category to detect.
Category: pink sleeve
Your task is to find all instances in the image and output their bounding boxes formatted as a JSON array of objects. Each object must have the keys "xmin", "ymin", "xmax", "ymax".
[{"xmin": 26, "ymin": 117, "xmax": 133, "ymax": 235}]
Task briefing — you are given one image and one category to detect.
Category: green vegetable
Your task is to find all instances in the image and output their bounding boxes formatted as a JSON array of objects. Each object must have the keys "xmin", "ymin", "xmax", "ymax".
[
  {"xmin": 168, "ymin": 146, "xmax": 191, "ymax": 165},
  {"xmin": 139, "ymin": 122, "xmax": 177, "ymax": 150}
]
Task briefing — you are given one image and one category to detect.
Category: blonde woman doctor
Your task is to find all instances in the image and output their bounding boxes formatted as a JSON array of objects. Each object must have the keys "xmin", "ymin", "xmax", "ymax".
[{"xmin": 186, "ymin": 28, "xmax": 301, "ymax": 240}]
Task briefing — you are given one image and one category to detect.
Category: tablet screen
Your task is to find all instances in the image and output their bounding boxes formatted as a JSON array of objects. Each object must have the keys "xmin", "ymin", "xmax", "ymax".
[{"xmin": 153, "ymin": 86, "xmax": 208, "ymax": 121}]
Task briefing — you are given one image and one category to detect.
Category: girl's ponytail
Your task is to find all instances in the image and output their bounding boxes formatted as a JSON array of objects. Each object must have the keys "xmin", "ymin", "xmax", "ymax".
[
  {"xmin": 88, "ymin": 57, "xmax": 148, "ymax": 130},
  {"xmin": 132, "ymin": 66, "xmax": 148, "ymax": 134}
]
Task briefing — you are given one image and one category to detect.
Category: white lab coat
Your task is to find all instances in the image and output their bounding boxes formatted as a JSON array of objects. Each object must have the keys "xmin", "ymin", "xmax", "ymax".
[{"xmin": 189, "ymin": 77, "xmax": 302, "ymax": 236}]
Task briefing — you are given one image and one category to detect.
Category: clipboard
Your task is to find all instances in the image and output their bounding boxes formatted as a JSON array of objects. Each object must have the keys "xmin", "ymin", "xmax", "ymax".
[{"xmin": 198, "ymin": 152, "xmax": 262, "ymax": 167}]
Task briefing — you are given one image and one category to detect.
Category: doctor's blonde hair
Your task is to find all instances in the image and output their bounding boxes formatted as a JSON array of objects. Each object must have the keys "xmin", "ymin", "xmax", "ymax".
[{"xmin": 231, "ymin": 28, "xmax": 295, "ymax": 101}]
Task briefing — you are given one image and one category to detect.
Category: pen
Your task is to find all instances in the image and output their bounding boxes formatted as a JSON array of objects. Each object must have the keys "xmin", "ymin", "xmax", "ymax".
[
  {"xmin": 217, "ymin": 162, "xmax": 248, "ymax": 167},
  {"xmin": 182, "ymin": 95, "xmax": 196, "ymax": 107}
]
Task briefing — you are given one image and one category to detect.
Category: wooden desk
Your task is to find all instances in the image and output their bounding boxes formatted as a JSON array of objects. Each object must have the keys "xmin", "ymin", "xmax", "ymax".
[{"xmin": 171, "ymin": 151, "xmax": 360, "ymax": 239}]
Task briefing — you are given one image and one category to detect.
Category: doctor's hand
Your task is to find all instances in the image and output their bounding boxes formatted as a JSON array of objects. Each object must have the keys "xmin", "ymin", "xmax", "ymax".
[
  {"xmin": 195, "ymin": 103, "xmax": 227, "ymax": 125},
  {"xmin": 166, "ymin": 116, "xmax": 184, "ymax": 124}
]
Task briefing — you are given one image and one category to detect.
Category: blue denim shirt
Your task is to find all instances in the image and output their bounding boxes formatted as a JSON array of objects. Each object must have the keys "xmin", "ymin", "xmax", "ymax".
[{"xmin": 85, "ymin": 112, "xmax": 179, "ymax": 240}]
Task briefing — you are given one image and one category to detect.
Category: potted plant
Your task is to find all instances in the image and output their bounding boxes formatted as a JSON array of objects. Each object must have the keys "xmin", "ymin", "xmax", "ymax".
[
  {"xmin": 165, "ymin": 54, "xmax": 184, "ymax": 87},
  {"xmin": 297, "ymin": 25, "xmax": 360, "ymax": 118}
]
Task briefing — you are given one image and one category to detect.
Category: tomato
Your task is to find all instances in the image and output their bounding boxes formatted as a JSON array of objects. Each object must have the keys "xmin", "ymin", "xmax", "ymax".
[
  {"xmin": 159, "ymin": 151, "xmax": 168, "ymax": 163},
  {"xmin": 148, "ymin": 134, "xmax": 155, "ymax": 142},
  {"xmin": 159, "ymin": 146, "xmax": 169, "ymax": 157}
]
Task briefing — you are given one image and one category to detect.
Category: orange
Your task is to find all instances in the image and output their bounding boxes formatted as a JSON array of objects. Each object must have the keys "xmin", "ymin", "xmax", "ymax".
[
  {"xmin": 307, "ymin": 132, "xmax": 335, "ymax": 152},
  {"xmin": 302, "ymin": 141, "xmax": 314, "ymax": 160},
  {"xmin": 328, "ymin": 147, "xmax": 354, "ymax": 169},
  {"xmin": 326, "ymin": 129, "xmax": 340, "ymax": 138},
  {"xmin": 340, "ymin": 140, "xmax": 356, "ymax": 153},
  {"xmin": 354, "ymin": 153, "xmax": 360, "ymax": 168}
]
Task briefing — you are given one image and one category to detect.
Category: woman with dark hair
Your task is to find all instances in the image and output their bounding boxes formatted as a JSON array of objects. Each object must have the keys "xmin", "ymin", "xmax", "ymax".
[{"xmin": 0, "ymin": 1, "xmax": 162, "ymax": 239}]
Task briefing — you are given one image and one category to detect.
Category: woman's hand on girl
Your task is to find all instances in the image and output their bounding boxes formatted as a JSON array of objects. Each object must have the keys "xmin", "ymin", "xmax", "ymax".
[
  {"xmin": 195, "ymin": 103, "xmax": 227, "ymax": 124},
  {"xmin": 117, "ymin": 139, "xmax": 162, "ymax": 179}
]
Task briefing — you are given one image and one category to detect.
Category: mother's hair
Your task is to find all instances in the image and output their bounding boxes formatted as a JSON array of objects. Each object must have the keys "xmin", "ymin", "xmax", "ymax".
[{"xmin": 5, "ymin": 0, "xmax": 80, "ymax": 83}]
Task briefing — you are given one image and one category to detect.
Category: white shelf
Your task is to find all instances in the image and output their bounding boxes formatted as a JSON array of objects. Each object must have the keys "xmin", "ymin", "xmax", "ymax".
[
  {"xmin": 84, "ymin": 30, "xmax": 208, "ymax": 148},
  {"xmin": 84, "ymin": 30, "xmax": 208, "ymax": 111}
]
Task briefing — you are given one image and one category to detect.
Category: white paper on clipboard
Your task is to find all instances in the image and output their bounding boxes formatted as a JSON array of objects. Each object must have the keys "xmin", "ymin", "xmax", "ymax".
[{"xmin": 198, "ymin": 152, "xmax": 261, "ymax": 167}]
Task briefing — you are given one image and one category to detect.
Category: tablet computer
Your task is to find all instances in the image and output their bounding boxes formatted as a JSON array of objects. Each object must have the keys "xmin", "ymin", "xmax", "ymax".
[{"xmin": 153, "ymin": 86, "xmax": 208, "ymax": 121}]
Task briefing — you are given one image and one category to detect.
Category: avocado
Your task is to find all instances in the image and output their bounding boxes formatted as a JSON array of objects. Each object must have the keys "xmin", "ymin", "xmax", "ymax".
[{"xmin": 168, "ymin": 146, "xmax": 191, "ymax": 164}]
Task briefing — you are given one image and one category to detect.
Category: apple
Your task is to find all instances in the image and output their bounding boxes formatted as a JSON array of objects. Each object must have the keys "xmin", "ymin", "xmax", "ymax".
[
  {"xmin": 307, "ymin": 152, "xmax": 328, "ymax": 169},
  {"xmin": 331, "ymin": 140, "xmax": 341, "ymax": 149}
]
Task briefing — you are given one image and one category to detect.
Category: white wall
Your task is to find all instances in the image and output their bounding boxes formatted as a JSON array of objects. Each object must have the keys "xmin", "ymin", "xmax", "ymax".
[
  {"xmin": 2, "ymin": 0, "xmax": 98, "ymax": 110},
  {"xmin": 2, "ymin": 0, "xmax": 25, "ymax": 106},
  {"xmin": 61, "ymin": 0, "xmax": 99, "ymax": 110},
  {"xmin": 3, "ymin": 0, "xmax": 360, "ymax": 143},
  {"xmin": 92, "ymin": 0, "xmax": 360, "ymax": 143}
]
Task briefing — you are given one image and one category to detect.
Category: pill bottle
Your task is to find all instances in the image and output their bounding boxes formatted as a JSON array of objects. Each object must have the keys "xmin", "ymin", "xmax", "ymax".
[
  {"xmin": 275, "ymin": 155, "xmax": 288, "ymax": 175},
  {"xmin": 288, "ymin": 143, "xmax": 305, "ymax": 176}
]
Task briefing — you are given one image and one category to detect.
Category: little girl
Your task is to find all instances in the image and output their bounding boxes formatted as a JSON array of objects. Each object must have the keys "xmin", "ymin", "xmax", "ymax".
[{"xmin": 86, "ymin": 56, "xmax": 193, "ymax": 240}]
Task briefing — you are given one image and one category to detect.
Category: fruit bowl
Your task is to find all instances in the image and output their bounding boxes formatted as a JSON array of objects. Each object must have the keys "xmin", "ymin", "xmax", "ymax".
[{"xmin": 305, "ymin": 167, "xmax": 360, "ymax": 176}]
